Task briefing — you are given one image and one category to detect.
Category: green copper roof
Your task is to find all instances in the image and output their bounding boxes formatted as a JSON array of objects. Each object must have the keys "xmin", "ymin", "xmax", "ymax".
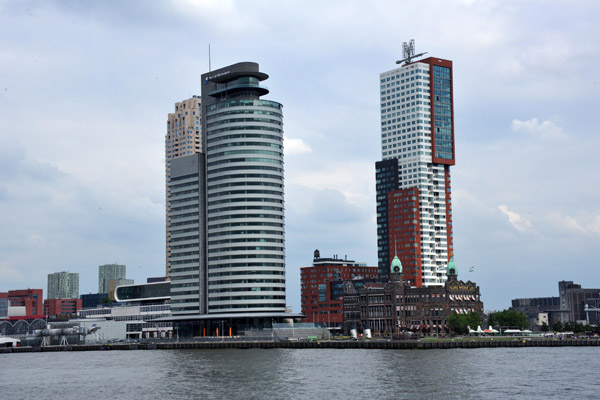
[
  {"xmin": 447, "ymin": 256, "xmax": 458, "ymax": 275},
  {"xmin": 390, "ymin": 255, "xmax": 402, "ymax": 274}
]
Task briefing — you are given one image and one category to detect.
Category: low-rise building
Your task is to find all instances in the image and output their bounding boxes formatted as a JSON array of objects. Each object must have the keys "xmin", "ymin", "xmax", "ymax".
[
  {"xmin": 511, "ymin": 281, "xmax": 600, "ymax": 329},
  {"xmin": 343, "ymin": 256, "xmax": 483, "ymax": 336},
  {"xmin": 80, "ymin": 293, "xmax": 109, "ymax": 309},
  {"xmin": 76, "ymin": 281, "xmax": 172, "ymax": 341},
  {"xmin": 0, "ymin": 289, "xmax": 44, "ymax": 318},
  {"xmin": 301, "ymin": 250, "xmax": 380, "ymax": 327},
  {"xmin": 44, "ymin": 298, "xmax": 82, "ymax": 318}
]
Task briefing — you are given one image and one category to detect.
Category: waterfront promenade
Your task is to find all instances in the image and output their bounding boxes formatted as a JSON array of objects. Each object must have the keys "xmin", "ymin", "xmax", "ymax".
[{"xmin": 2, "ymin": 337, "xmax": 599, "ymax": 353}]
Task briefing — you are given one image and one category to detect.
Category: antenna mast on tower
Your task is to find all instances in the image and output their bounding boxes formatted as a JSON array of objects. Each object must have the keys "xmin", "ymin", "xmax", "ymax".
[{"xmin": 395, "ymin": 39, "xmax": 427, "ymax": 65}]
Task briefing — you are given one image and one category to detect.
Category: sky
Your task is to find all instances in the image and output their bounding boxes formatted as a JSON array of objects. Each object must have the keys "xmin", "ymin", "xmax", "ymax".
[{"xmin": 1, "ymin": 0, "xmax": 599, "ymax": 312}]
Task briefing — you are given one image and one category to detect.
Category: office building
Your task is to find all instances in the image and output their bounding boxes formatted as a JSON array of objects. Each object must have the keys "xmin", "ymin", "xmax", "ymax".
[
  {"xmin": 201, "ymin": 62, "xmax": 286, "ymax": 314},
  {"xmin": 80, "ymin": 293, "xmax": 109, "ymax": 309},
  {"xmin": 0, "ymin": 289, "xmax": 44, "ymax": 318},
  {"xmin": 165, "ymin": 96, "xmax": 203, "ymax": 280},
  {"xmin": 300, "ymin": 250, "xmax": 379, "ymax": 326},
  {"xmin": 98, "ymin": 264, "xmax": 127, "ymax": 294},
  {"xmin": 377, "ymin": 51, "xmax": 455, "ymax": 286},
  {"xmin": 47, "ymin": 271, "xmax": 79, "ymax": 299},
  {"xmin": 166, "ymin": 153, "xmax": 206, "ymax": 315},
  {"xmin": 108, "ymin": 279, "xmax": 134, "ymax": 301},
  {"xmin": 43, "ymin": 298, "xmax": 82, "ymax": 318},
  {"xmin": 164, "ymin": 62, "xmax": 288, "ymax": 328}
]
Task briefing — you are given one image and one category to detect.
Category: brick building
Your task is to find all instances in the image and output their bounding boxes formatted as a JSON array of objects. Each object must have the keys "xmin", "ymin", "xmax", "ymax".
[
  {"xmin": 0, "ymin": 289, "xmax": 44, "ymax": 318},
  {"xmin": 43, "ymin": 298, "xmax": 82, "ymax": 318},
  {"xmin": 301, "ymin": 250, "xmax": 379, "ymax": 327},
  {"xmin": 343, "ymin": 257, "xmax": 483, "ymax": 336}
]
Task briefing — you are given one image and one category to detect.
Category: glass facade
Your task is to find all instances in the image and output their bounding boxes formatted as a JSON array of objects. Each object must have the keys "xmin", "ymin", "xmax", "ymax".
[
  {"xmin": 206, "ymin": 98, "xmax": 286, "ymax": 312},
  {"xmin": 115, "ymin": 282, "xmax": 171, "ymax": 302},
  {"xmin": 432, "ymin": 65, "xmax": 453, "ymax": 161}
]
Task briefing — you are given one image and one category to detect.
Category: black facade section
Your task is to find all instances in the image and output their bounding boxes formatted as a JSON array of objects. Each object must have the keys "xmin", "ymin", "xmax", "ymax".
[{"xmin": 375, "ymin": 158, "xmax": 399, "ymax": 276}]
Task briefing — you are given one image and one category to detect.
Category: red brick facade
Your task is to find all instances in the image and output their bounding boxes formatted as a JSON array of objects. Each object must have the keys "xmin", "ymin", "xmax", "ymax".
[
  {"xmin": 43, "ymin": 298, "xmax": 82, "ymax": 317},
  {"xmin": 0, "ymin": 289, "xmax": 44, "ymax": 317},
  {"xmin": 301, "ymin": 257, "xmax": 379, "ymax": 327},
  {"xmin": 387, "ymin": 188, "xmax": 423, "ymax": 287}
]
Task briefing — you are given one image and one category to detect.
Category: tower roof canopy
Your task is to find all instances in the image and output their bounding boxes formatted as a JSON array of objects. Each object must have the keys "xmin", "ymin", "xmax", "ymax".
[
  {"xmin": 446, "ymin": 257, "xmax": 458, "ymax": 276},
  {"xmin": 391, "ymin": 255, "xmax": 402, "ymax": 274}
]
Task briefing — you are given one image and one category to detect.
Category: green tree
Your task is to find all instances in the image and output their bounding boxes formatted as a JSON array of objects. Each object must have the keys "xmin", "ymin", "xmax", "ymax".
[
  {"xmin": 552, "ymin": 321, "xmax": 563, "ymax": 332},
  {"xmin": 541, "ymin": 322, "xmax": 549, "ymax": 333},
  {"xmin": 488, "ymin": 309, "xmax": 528, "ymax": 330},
  {"xmin": 448, "ymin": 312, "xmax": 482, "ymax": 334}
]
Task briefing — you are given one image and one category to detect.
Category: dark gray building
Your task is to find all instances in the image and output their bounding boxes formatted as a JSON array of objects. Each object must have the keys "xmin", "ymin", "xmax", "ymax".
[{"xmin": 511, "ymin": 280, "xmax": 600, "ymax": 329}]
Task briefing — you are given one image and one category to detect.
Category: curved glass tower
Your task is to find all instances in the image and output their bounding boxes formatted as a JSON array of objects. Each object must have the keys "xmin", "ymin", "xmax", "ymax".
[{"xmin": 201, "ymin": 62, "xmax": 286, "ymax": 313}]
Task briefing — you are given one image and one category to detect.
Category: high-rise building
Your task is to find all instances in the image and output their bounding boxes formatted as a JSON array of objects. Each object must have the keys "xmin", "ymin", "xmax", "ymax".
[
  {"xmin": 165, "ymin": 96, "xmax": 203, "ymax": 280},
  {"xmin": 166, "ymin": 153, "xmax": 206, "ymax": 315},
  {"xmin": 47, "ymin": 271, "xmax": 79, "ymax": 299},
  {"xmin": 98, "ymin": 263, "xmax": 127, "ymax": 293},
  {"xmin": 201, "ymin": 62, "xmax": 286, "ymax": 314},
  {"xmin": 165, "ymin": 62, "xmax": 286, "ymax": 320},
  {"xmin": 377, "ymin": 55, "xmax": 455, "ymax": 287}
]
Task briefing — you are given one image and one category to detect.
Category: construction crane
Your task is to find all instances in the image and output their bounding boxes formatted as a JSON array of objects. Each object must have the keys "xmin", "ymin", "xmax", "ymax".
[{"xmin": 396, "ymin": 39, "xmax": 427, "ymax": 65}]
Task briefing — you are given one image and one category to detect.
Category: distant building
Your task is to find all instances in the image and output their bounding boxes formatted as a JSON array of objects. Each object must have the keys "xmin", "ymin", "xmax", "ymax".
[
  {"xmin": 511, "ymin": 280, "xmax": 600, "ymax": 329},
  {"xmin": 0, "ymin": 289, "xmax": 44, "ymax": 317},
  {"xmin": 108, "ymin": 279, "xmax": 135, "ymax": 301},
  {"xmin": 98, "ymin": 264, "xmax": 127, "ymax": 294},
  {"xmin": 558, "ymin": 281, "xmax": 600, "ymax": 323},
  {"xmin": 0, "ymin": 297, "xmax": 8, "ymax": 319},
  {"xmin": 76, "ymin": 281, "xmax": 172, "ymax": 340},
  {"xmin": 47, "ymin": 271, "xmax": 79, "ymax": 299},
  {"xmin": 343, "ymin": 257, "xmax": 483, "ymax": 336},
  {"xmin": 147, "ymin": 277, "xmax": 168, "ymax": 283},
  {"xmin": 80, "ymin": 293, "xmax": 109, "ymax": 309},
  {"xmin": 300, "ymin": 250, "xmax": 380, "ymax": 327},
  {"xmin": 44, "ymin": 298, "xmax": 82, "ymax": 318}
]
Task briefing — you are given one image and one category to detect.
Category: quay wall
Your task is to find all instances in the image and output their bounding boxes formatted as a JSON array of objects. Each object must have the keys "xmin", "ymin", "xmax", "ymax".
[{"xmin": 2, "ymin": 338, "xmax": 600, "ymax": 353}]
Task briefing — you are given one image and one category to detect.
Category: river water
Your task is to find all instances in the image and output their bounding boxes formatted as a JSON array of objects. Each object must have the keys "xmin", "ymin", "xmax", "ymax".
[{"xmin": 1, "ymin": 347, "xmax": 599, "ymax": 399}]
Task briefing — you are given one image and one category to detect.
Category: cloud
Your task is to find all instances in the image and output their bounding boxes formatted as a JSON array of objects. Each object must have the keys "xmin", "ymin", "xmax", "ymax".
[
  {"xmin": 284, "ymin": 137, "xmax": 312, "ymax": 156},
  {"xmin": 511, "ymin": 118, "xmax": 568, "ymax": 140},
  {"xmin": 498, "ymin": 205, "xmax": 533, "ymax": 232}
]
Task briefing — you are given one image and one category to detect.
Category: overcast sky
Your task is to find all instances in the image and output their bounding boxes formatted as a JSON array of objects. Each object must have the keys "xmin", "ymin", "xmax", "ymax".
[{"xmin": 1, "ymin": 0, "xmax": 599, "ymax": 312}]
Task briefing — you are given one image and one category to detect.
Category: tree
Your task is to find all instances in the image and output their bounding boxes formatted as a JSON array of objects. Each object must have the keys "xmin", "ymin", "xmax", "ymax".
[
  {"xmin": 488, "ymin": 309, "xmax": 528, "ymax": 330},
  {"xmin": 448, "ymin": 311, "xmax": 482, "ymax": 334},
  {"xmin": 541, "ymin": 322, "xmax": 549, "ymax": 333},
  {"xmin": 552, "ymin": 321, "xmax": 563, "ymax": 332}
]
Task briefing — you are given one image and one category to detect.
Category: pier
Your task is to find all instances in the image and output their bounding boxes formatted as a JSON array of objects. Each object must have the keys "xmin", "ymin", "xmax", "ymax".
[{"xmin": 2, "ymin": 337, "xmax": 600, "ymax": 353}]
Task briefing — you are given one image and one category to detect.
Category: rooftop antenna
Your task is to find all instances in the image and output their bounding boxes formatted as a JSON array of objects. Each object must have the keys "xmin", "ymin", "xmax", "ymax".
[
  {"xmin": 395, "ymin": 39, "xmax": 427, "ymax": 65},
  {"xmin": 208, "ymin": 44, "xmax": 211, "ymax": 72}
]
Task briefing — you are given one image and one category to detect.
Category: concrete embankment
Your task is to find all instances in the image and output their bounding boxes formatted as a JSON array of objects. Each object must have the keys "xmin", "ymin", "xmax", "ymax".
[{"xmin": 2, "ymin": 338, "xmax": 600, "ymax": 353}]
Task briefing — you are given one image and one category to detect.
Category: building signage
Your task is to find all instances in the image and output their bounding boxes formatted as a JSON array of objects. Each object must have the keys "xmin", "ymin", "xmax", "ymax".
[
  {"xmin": 204, "ymin": 70, "xmax": 231, "ymax": 84},
  {"xmin": 448, "ymin": 284, "xmax": 473, "ymax": 291}
]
